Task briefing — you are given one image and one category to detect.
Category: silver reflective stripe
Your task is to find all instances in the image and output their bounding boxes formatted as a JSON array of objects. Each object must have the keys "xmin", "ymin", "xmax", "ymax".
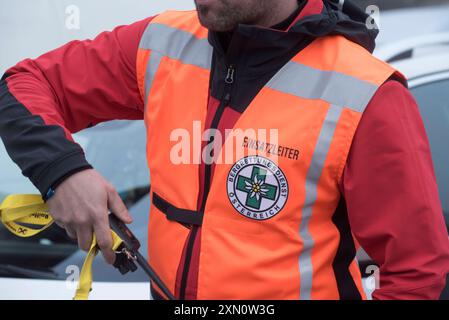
[
  {"xmin": 139, "ymin": 23, "xmax": 212, "ymax": 108},
  {"xmin": 139, "ymin": 23, "xmax": 212, "ymax": 70},
  {"xmin": 144, "ymin": 51, "xmax": 163, "ymax": 105},
  {"xmin": 266, "ymin": 61, "xmax": 378, "ymax": 113},
  {"xmin": 298, "ymin": 105, "xmax": 343, "ymax": 300}
]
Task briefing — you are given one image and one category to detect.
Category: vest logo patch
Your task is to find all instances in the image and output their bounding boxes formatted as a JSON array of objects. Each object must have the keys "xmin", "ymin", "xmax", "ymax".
[{"xmin": 227, "ymin": 156, "xmax": 289, "ymax": 220}]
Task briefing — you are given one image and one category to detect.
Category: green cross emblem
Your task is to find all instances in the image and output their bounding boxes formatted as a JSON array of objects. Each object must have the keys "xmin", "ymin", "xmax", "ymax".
[{"xmin": 236, "ymin": 166, "xmax": 278, "ymax": 210}]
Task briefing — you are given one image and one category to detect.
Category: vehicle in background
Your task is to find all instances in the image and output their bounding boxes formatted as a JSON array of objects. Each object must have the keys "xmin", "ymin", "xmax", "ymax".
[
  {"xmin": 375, "ymin": 32, "xmax": 449, "ymax": 63},
  {"xmin": 375, "ymin": 4, "xmax": 449, "ymax": 48},
  {"xmin": 0, "ymin": 120, "xmax": 152, "ymax": 299}
]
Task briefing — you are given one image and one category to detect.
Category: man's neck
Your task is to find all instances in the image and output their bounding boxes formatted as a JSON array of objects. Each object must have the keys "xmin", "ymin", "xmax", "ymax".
[
  {"xmin": 255, "ymin": 0, "xmax": 300, "ymax": 28},
  {"xmin": 271, "ymin": 0, "xmax": 307, "ymax": 30}
]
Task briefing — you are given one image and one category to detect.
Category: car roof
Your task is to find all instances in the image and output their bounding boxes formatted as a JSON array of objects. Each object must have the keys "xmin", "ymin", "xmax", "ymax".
[
  {"xmin": 375, "ymin": 32, "xmax": 449, "ymax": 63},
  {"xmin": 374, "ymin": 5, "xmax": 449, "ymax": 69},
  {"xmin": 376, "ymin": 5, "xmax": 449, "ymax": 47},
  {"xmin": 391, "ymin": 51, "xmax": 449, "ymax": 83}
]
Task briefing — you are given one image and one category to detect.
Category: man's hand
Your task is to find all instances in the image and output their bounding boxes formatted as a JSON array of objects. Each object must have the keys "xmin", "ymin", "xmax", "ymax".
[{"xmin": 47, "ymin": 169, "xmax": 133, "ymax": 264}]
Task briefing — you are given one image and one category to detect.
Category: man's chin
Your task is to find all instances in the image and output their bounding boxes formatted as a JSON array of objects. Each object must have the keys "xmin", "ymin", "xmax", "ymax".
[
  {"xmin": 197, "ymin": 9, "xmax": 213, "ymax": 27},
  {"xmin": 197, "ymin": 13, "xmax": 233, "ymax": 32}
]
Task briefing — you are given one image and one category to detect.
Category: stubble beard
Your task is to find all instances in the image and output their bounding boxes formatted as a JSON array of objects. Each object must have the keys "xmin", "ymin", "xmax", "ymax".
[{"xmin": 196, "ymin": 0, "xmax": 271, "ymax": 32}]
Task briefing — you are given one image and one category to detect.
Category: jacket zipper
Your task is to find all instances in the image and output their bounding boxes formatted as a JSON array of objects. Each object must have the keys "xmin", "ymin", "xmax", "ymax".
[{"xmin": 179, "ymin": 65, "xmax": 235, "ymax": 300}]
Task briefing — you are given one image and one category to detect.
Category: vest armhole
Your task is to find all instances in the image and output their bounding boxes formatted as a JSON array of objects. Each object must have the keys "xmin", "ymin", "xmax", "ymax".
[
  {"xmin": 334, "ymin": 112, "xmax": 359, "ymax": 188},
  {"xmin": 136, "ymin": 49, "xmax": 150, "ymax": 106},
  {"xmin": 334, "ymin": 69, "xmax": 406, "ymax": 185},
  {"xmin": 388, "ymin": 72, "xmax": 409, "ymax": 89}
]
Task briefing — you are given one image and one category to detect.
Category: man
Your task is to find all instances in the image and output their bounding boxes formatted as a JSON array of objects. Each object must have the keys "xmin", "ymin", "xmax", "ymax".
[{"xmin": 0, "ymin": 0, "xmax": 449, "ymax": 300}]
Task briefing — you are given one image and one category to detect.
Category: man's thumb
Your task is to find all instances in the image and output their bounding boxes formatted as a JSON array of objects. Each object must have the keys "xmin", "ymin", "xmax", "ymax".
[{"xmin": 107, "ymin": 186, "xmax": 133, "ymax": 224}]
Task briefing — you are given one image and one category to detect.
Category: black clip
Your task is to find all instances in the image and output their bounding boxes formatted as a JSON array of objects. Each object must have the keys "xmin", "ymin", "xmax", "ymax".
[
  {"xmin": 108, "ymin": 213, "xmax": 176, "ymax": 300},
  {"xmin": 113, "ymin": 243, "xmax": 138, "ymax": 275}
]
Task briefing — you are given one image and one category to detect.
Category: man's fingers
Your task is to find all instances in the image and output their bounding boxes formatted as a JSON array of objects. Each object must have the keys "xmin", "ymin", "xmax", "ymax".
[
  {"xmin": 65, "ymin": 225, "xmax": 77, "ymax": 240},
  {"xmin": 43, "ymin": 170, "xmax": 128, "ymax": 262},
  {"xmin": 94, "ymin": 220, "xmax": 115, "ymax": 264},
  {"xmin": 107, "ymin": 186, "xmax": 132, "ymax": 224},
  {"xmin": 54, "ymin": 220, "xmax": 65, "ymax": 229},
  {"xmin": 76, "ymin": 225, "xmax": 93, "ymax": 252}
]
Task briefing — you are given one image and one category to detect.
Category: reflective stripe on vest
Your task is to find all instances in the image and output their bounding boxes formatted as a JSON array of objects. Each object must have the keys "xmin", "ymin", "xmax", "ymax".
[
  {"xmin": 138, "ymin": 14, "xmax": 213, "ymax": 105},
  {"xmin": 266, "ymin": 61, "xmax": 378, "ymax": 113},
  {"xmin": 137, "ymin": 10, "xmax": 403, "ymax": 299},
  {"xmin": 139, "ymin": 23, "xmax": 379, "ymax": 113},
  {"xmin": 298, "ymin": 104, "xmax": 344, "ymax": 298}
]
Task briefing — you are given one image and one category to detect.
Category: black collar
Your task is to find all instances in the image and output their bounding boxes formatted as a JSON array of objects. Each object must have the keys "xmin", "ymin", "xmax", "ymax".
[{"xmin": 212, "ymin": 0, "xmax": 307, "ymax": 53}]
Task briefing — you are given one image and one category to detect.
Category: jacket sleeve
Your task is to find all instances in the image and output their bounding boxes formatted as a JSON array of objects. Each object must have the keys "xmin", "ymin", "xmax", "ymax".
[
  {"xmin": 0, "ymin": 17, "xmax": 153, "ymax": 196},
  {"xmin": 342, "ymin": 80, "xmax": 449, "ymax": 300}
]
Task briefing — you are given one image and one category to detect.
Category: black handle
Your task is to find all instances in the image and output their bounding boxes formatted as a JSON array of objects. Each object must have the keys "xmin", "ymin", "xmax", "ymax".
[{"xmin": 108, "ymin": 213, "xmax": 176, "ymax": 300}]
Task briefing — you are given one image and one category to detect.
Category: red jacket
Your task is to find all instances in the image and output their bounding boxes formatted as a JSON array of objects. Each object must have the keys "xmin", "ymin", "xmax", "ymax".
[{"xmin": 0, "ymin": 0, "xmax": 448, "ymax": 299}]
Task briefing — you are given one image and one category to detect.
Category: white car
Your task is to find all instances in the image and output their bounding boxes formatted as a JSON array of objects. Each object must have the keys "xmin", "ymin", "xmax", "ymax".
[
  {"xmin": 0, "ymin": 120, "xmax": 153, "ymax": 300},
  {"xmin": 376, "ymin": 4, "xmax": 449, "ymax": 48}
]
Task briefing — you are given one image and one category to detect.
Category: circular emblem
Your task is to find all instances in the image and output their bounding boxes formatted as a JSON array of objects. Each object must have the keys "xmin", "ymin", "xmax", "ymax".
[{"xmin": 227, "ymin": 156, "xmax": 289, "ymax": 220}]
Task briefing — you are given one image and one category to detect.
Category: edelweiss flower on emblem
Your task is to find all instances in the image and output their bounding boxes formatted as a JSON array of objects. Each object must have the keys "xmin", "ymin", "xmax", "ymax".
[{"xmin": 244, "ymin": 175, "xmax": 271, "ymax": 201}]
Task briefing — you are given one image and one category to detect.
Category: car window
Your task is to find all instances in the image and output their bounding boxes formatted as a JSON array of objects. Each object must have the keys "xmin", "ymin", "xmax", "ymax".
[
  {"xmin": 0, "ymin": 120, "xmax": 148, "ymax": 197},
  {"xmin": 411, "ymin": 78, "xmax": 449, "ymax": 228},
  {"xmin": 0, "ymin": 120, "xmax": 150, "ymax": 282}
]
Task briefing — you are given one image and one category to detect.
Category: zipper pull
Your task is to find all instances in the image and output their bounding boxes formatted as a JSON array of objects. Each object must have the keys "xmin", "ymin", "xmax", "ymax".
[{"xmin": 225, "ymin": 65, "xmax": 235, "ymax": 84}]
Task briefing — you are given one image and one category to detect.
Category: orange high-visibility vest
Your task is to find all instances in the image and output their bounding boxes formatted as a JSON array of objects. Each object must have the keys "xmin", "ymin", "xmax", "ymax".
[{"xmin": 136, "ymin": 10, "xmax": 404, "ymax": 299}]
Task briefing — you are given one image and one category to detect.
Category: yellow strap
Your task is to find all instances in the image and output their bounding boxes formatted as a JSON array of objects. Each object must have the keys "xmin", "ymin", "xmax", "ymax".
[
  {"xmin": 0, "ymin": 194, "xmax": 123, "ymax": 300},
  {"xmin": 0, "ymin": 195, "xmax": 53, "ymax": 237},
  {"xmin": 74, "ymin": 232, "xmax": 123, "ymax": 300}
]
